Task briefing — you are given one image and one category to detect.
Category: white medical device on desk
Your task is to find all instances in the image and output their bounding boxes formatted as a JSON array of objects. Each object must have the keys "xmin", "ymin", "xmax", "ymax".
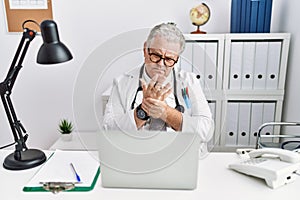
[{"xmin": 229, "ymin": 148, "xmax": 300, "ymax": 189}]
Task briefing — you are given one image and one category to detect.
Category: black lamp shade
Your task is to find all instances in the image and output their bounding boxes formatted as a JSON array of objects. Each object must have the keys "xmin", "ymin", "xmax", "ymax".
[{"xmin": 37, "ymin": 20, "xmax": 73, "ymax": 64}]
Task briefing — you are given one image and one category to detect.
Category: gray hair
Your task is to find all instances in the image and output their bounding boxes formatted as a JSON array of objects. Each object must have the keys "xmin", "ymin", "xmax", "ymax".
[{"xmin": 146, "ymin": 22, "xmax": 185, "ymax": 54}]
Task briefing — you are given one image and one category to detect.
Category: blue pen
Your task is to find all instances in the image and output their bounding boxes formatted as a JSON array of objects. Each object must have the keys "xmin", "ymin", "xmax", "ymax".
[
  {"xmin": 183, "ymin": 94, "xmax": 191, "ymax": 109},
  {"xmin": 181, "ymin": 87, "xmax": 191, "ymax": 109},
  {"xmin": 70, "ymin": 163, "xmax": 81, "ymax": 182}
]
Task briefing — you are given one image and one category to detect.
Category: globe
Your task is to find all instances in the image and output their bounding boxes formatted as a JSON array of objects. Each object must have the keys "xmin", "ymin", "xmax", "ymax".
[{"xmin": 189, "ymin": 3, "xmax": 210, "ymax": 34}]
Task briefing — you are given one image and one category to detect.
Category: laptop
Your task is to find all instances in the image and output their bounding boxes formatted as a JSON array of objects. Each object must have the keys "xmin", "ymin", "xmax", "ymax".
[{"xmin": 97, "ymin": 130, "xmax": 201, "ymax": 190}]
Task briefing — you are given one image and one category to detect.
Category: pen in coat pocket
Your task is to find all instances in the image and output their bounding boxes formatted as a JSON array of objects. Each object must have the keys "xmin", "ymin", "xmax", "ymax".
[{"xmin": 181, "ymin": 87, "xmax": 191, "ymax": 109}]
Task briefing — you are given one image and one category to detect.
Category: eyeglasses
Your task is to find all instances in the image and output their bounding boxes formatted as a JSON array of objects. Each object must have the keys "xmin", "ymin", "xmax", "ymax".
[{"xmin": 147, "ymin": 48, "xmax": 178, "ymax": 67}]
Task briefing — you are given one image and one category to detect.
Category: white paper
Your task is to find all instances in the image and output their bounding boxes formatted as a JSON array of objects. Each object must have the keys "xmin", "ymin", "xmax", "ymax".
[
  {"xmin": 9, "ymin": 0, "xmax": 48, "ymax": 9},
  {"xmin": 25, "ymin": 150, "xmax": 99, "ymax": 187}
]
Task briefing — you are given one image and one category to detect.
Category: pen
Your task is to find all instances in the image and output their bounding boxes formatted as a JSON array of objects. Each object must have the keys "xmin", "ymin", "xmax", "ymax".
[
  {"xmin": 70, "ymin": 163, "xmax": 81, "ymax": 182},
  {"xmin": 185, "ymin": 87, "xmax": 189, "ymax": 97}
]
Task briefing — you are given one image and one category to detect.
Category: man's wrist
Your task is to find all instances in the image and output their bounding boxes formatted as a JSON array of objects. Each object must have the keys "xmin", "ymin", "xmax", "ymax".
[{"xmin": 136, "ymin": 104, "xmax": 150, "ymax": 121}]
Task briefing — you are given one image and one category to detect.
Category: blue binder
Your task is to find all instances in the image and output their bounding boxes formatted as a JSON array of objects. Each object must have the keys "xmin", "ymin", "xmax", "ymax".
[
  {"xmin": 249, "ymin": 0, "xmax": 259, "ymax": 32},
  {"xmin": 231, "ymin": 0, "xmax": 241, "ymax": 33},
  {"xmin": 245, "ymin": 0, "xmax": 252, "ymax": 32},
  {"xmin": 264, "ymin": 0, "xmax": 273, "ymax": 32},
  {"xmin": 257, "ymin": 0, "xmax": 266, "ymax": 32},
  {"xmin": 240, "ymin": 0, "xmax": 247, "ymax": 32}
]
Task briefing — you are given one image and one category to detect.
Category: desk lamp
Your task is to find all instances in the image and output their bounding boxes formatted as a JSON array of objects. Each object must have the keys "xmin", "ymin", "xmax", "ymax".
[{"xmin": 0, "ymin": 20, "xmax": 72, "ymax": 170}]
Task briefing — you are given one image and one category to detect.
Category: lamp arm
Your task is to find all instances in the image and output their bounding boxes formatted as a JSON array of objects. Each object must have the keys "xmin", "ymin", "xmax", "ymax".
[
  {"xmin": 4, "ymin": 29, "xmax": 36, "ymax": 92},
  {"xmin": 0, "ymin": 28, "xmax": 36, "ymax": 154}
]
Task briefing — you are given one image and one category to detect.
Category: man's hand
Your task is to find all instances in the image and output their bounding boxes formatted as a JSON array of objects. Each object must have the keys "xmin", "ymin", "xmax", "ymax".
[
  {"xmin": 136, "ymin": 75, "xmax": 182, "ymax": 131},
  {"xmin": 140, "ymin": 74, "xmax": 172, "ymax": 101},
  {"xmin": 142, "ymin": 98, "xmax": 168, "ymax": 119},
  {"xmin": 139, "ymin": 74, "xmax": 172, "ymax": 119},
  {"xmin": 142, "ymin": 97, "xmax": 183, "ymax": 131}
]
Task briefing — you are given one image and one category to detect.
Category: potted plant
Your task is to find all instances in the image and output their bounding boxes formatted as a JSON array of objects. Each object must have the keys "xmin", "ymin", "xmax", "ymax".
[{"xmin": 58, "ymin": 119, "xmax": 74, "ymax": 141}]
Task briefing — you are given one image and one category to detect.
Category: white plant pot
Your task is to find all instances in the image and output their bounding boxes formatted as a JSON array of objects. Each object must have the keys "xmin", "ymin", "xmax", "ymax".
[{"xmin": 61, "ymin": 134, "xmax": 73, "ymax": 141}]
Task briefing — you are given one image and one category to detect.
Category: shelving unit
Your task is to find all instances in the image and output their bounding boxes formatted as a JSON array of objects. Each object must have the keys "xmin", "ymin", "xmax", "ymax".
[
  {"xmin": 101, "ymin": 33, "xmax": 290, "ymax": 152},
  {"xmin": 182, "ymin": 33, "xmax": 290, "ymax": 151}
]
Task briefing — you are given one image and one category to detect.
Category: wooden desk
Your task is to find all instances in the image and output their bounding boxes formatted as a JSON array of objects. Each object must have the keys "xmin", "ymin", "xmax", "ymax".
[{"xmin": 0, "ymin": 149, "xmax": 299, "ymax": 200}]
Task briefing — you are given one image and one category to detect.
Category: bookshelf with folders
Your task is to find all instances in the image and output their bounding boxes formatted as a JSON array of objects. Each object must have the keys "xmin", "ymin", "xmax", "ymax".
[
  {"xmin": 182, "ymin": 33, "xmax": 290, "ymax": 151},
  {"xmin": 101, "ymin": 33, "xmax": 290, "ymax": 152}
]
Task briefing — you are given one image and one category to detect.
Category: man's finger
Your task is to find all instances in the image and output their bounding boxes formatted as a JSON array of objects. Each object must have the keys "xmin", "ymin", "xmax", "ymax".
[
  {"xmin": 140, "ymin": 78, "xmax": 147, "ymax": 92},
  {"xmin": 162, "ymin": 89, "xmax": 172, "ymax": 100},
  {"xmin": 148, "ymin": 74, "xmax": 158, "ymax": 91}
]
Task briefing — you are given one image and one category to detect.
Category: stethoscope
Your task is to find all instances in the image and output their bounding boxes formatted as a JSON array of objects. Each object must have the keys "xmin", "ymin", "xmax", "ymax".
[{"xmin": 130, "ymin": 64, "xmax": 185, "ymax": 113}]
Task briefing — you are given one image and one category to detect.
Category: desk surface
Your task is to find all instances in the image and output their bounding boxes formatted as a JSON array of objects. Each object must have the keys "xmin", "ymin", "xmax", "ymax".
[
  {"xmin": 49, "ymin": 132, "xmax": 98, "ymax": 150},
  {"xmin": 1, "ymin": 149, "xmax": 299, "ymax": 200}
]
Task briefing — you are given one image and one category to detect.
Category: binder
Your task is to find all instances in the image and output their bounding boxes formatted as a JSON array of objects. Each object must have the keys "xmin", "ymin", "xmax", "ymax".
[
  {"xmin": 240, "ymin": 0, "xmax": 247, "ymax": 33},
  {"xmin": 266, "ymin": 41, "xmax": 281, "ymax": 89},
  {"xmin": 193, "ymin": 42, "xmax": 206, "ymax": 87},
  {"xmin": 230, "ymin": 0, "xmax": 241, "ymax": 33},
  {"xmin": 253, "ymin": 42, "xmax": 268, "ymax": 89},
  {"xmin": 241, "ymin": 42, "xmax": 255, "ymax": 89},
  {"xmin": 237, "ymin": 102, "xmax": 251, "ymax": 146},
  {"xmin": 261, "ymin": 102, "xmax": 276, "ymax": 144},
  {"xmin": 208, "ymin": 101, "xmax": 216, "ymax": 120},
  {"xmin": 264, "ymin": 0, "xmax": 273, "ymax": 32},
  {"xmin": 180, "ymin": 42, "xmax": 193, "ymax": 72},
  {"xmin": 208, "ymin": 101, "xmax": 216, "ymax": 146},
  {"xmin": 225, "ymin": 102, "xmax": 239, "ymax": 146},
  {"xmin": 23, "ymin": 150, "xmax": 100, "ymax": 192},
  {"xmin": 245, "ymin": 0, "xmax": 252, "ymax": 32},
  {"xmin": 249, "ymin": 102, "xmax": 264, "ymax": 146},
  {"xmin": 257, "ymin": 0, "xmax": 266, "ymax": 33},
  {"xmin": 249, "ymin": 0, "xmax": 259, "ymax": 32},
  {"xmin": 204, "ymin": 42, "xmax": 218, "ymax": 90},
  {"xmin": 229, "ymin": 42, "xmax": 243, "ymax": 89}
]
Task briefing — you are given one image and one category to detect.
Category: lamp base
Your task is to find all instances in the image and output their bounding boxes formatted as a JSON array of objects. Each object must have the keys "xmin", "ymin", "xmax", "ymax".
[{"xmin": 3, "ymin": 149, "xmax": 46, "ymax": 170}]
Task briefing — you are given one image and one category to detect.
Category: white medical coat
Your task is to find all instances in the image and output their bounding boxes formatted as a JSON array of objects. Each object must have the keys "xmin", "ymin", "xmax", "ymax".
[{"xmin": 103, "ymin": 66, "xmax": 214, "ymax": 143}]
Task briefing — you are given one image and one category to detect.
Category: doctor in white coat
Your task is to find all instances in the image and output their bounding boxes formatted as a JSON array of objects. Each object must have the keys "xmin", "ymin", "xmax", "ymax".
[{"xmin": 103, "ymin": 23, "xmax": 213, "ymax": 143}]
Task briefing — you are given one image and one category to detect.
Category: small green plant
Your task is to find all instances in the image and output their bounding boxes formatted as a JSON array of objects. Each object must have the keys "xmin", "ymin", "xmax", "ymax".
[{"xmin": 58, "ymin": 119, "xmax": 73, "ymax": 134}]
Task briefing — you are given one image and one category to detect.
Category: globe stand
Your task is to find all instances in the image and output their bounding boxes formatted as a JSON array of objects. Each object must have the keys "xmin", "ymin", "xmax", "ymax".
[{"xmin": 191, "ymin": 24, "xmax": 206, "ymax": 34}]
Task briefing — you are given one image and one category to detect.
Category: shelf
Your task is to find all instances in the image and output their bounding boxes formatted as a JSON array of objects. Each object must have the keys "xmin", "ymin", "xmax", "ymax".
[{"xmin": 101, "ymin": 33, "xmax": 290, "ymax": 152}]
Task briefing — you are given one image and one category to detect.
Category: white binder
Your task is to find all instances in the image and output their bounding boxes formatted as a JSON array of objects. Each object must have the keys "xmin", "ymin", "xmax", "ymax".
[
  {"xmin": 208, "ymin": 101, "xmax": 216, "ymax": 120},
  {"xmin": 193, "ymin": 42, "xmax": 205, "ymax": 87},
  {"xmin": 249, "ymin": 102, "xmax": 264, "ymax": 146},
  {"xmin": 229, "ymin": 42, "xmax": 243, "ymax": 89},
  {"xmin": 180, "ymin": 42, "xmax": 193, "ymax": 72},
  {"xmin": 204, "ymin": 42, "xmax": 218, "ymax": 90},
  {"xmin": 266, "ymin": 41, "xmax": 282, "ymax": 89},
  {"xmin": 241, "ymin": 42, "xmax": 255, "ymax": 89},
  {"xmin": 225, "ymin": 102, "xmax": 239, "ymax": 146},
  {"xmin": 253, "ymin": 42, "xmax": 268, "ymax": 89},
  {"xmin": 261, "ymin": 102, "xmax": 276, "ymax": 143},
  {"xmin": 208, "ymin": 101, "xmax": 216, "ymax": 147},
  {"xmin": 237, "ymin": 102, "xmax": 251, "ymax": 146}
]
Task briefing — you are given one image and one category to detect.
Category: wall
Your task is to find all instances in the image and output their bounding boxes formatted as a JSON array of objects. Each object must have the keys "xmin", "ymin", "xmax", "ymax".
[
  {"xmin": 275, "ymin": 0, "xmax": 300, "ymax": 122},
  {"xmin": 0, "ymin": 0, "xmax": 298, "ymax": 149}
]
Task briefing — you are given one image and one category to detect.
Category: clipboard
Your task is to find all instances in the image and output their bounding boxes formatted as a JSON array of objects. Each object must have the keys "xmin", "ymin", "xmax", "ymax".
[{"xmin": 23, "ymin": 150, "xmax": 100, "ymax": 193}]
